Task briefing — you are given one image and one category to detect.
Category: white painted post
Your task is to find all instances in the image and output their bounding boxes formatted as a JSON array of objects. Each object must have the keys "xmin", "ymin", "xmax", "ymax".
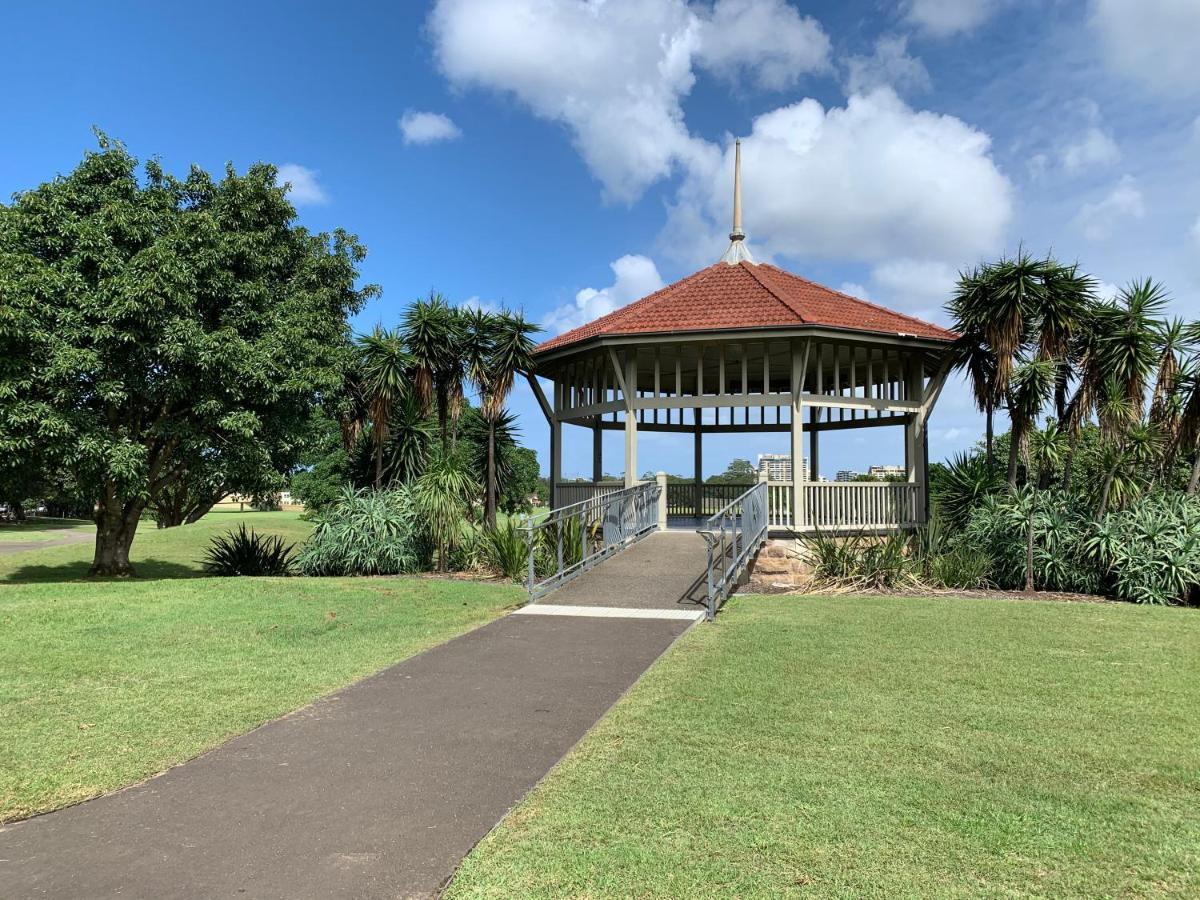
[
  {"xmin": 791, "ymin": 343, "xmax": 806, "ymax": 531},
  {"xmin": 656, "ymin": 471, "xmax": 668, "ymax": 531},
  {"xmin": 624, "ymin": 355, "xmax": 639, "ymax": 487}
]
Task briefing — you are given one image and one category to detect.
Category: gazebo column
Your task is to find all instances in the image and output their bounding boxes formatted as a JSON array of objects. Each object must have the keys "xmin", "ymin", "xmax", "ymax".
[
  {"xmin": 693, "ymin": 413, "xmax": 703, "ymax": 520},
  {"xmin": 790, "ymin": 342, "xmax": 806, "ymax": 529},
  {"xmin": 809, "ymin": 422, "xmax": 820, "ymax": 483},
  {"xmin": 623, "ymin": 355, "xmax": 638, "ymax": 487},
  {"xmin": 591, "ymin": 421, "xmax": 603, "ymax": 483},
  {"xmin": 904, "ymin": 363, "xmax": 927, "ymax": 524},
  {"xmin": 550, "ymin": 417, "xmax": 562, "ymax": 509}
]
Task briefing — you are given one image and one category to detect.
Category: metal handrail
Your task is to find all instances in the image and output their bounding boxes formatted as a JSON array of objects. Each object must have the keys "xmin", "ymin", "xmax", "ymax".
[
  {"xmin": 525, "ymin": 481, "xmax": 661, "ymax": 601},
  {"xmin": 696, "ymin": 481, "xmax": 768, "ymax": 620}
]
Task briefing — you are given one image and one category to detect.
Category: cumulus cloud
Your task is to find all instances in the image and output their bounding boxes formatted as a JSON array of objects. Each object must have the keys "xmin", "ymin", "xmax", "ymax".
[
  {"xmin": 428, "ymin": 0, "xmax": 829, "ymax": 203},
  {"xmin": 399, "ymin": 110, "xmax": 463, "ymax": 145},
  {"xmin": 1191, "ymin": 217, "xmax": 1200, "ymax": 250},
  {"xmin": 869, "ymin": 258, "xmax": 958, "ymax": 320},
  {"xmin": 666, "ymin": 89, "xmax": 1012, "ymax": 267},
  {"xmin": 1061, "ymin": 126, "xmax": 1120, "ymax": 174},
  {"xmin": 1089, "ymin": 0, "xmax": 1200, "ymax": 96},
  {"xmin": 543, "ymin": 255, "xmax": 665, "ymax": 335},
  {"xmin": 838, "ymin": 282, "xmax": 871, "ymax": 300},
  {"xmin": 902, "ymin": 0, "xmax": 1004, "ymax": 36},
  {"xmin": 1077, "ymin": 175, "xmax": 1146, "ymax": 240},
  {"xmin": 694, "ymin": 0, "xmax": 831, "ymax": 90},
  {"xmin": 276, "ymin": 163, "xmax": 329, "ymax": 205},
  {"xmin": 845, "ymin": 35, "xmax": 930, "ymax": 96}
]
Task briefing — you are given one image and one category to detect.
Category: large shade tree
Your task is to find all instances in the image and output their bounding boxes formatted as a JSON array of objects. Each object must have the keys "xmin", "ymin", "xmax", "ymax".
[{"xmin": 0, "ymin": 136, "xmax": 376, "ymax": 574}]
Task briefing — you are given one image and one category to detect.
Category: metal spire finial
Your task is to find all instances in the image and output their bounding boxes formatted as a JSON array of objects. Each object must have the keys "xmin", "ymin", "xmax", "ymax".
[{"xmin": 722, "ymin": 138, "xmax": 754, "ymax": 265}]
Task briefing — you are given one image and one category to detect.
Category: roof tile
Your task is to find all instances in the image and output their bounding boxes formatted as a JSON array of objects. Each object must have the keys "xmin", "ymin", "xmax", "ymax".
[{"xmin": 535, "ymin": 260, "xmax": 955, "ymax": 355}]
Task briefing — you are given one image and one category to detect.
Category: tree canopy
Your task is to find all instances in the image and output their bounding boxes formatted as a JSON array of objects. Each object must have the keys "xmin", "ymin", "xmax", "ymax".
[{"xmin": 0, "ymin": 135, "xmax": 377, "ymax": 573}]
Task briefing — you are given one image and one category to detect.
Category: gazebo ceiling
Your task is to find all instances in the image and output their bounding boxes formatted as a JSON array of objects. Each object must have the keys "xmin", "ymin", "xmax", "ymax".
[{"xmin": 533, "ymin": 259, "xmax": 956, "ymax": 358}]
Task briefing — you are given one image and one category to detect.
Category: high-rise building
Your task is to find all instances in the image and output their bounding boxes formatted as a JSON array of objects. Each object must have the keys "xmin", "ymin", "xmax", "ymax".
[
  {"xmin": 867, "ymin": 465, "xmax": 905, "ymax": 480},
  {"xmin": 756, "ymin": 453, "xmax": 809, "ymax": 482},
  {"xmin": 835, "ymin": 469, "xmax": 859, "ymax": 482}
]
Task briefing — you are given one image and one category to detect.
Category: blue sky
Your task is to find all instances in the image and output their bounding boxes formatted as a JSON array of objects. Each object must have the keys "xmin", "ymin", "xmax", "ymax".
[{"xmin": 3, "ymin": 1, "xmax": 1199, "ymax": 478}]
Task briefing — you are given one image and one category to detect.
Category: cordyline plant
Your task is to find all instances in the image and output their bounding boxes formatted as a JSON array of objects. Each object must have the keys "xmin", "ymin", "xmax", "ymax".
[{"xmin": 0, "ymin": 134, "xmax": 377, "ymax": 575}]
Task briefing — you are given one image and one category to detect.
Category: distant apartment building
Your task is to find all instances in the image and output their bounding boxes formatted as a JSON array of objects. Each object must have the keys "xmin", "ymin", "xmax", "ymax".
[
  {"xmin": 756, "ymin": 453, "xmax": 809, "ymax": 482},
  {"xmin": 835, "ymin": 469, "xmax": 859, "ymax": 482},
  {"xmin": 867, "ymin": 465, "xmax": 905, "ymax": 480}
]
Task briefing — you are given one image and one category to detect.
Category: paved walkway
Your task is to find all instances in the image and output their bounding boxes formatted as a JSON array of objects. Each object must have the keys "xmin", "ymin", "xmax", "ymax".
[
  {"xmin": 0, "ymin": 527, "xmax": 92, "ymax": 556},
  {"xmin": 0, "ymin": 533, "xmax": 709, "ymax": 899},
  {"xmin": 541, "ymin": 531, "xmax": 710, "ymax": 611}
]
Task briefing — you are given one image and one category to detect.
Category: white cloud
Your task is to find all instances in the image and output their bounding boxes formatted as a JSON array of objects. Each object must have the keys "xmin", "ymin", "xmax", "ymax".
[
  {"xmin": 1191, "ymin": 217, "xmax": 1200, "ymax": 250},
  {"xmin": 1096, "ymin": 281, "xmax": 1121, "ymax": 301},
  {"xmin": 543, "ymin": 255, "xmax": 665, "ymax": 335},
  {"xmin": 667, "ymin": 89, "xmax": 1012, "ymax": 267},
  {"xmin": 275, "ymin": 163, "xmax": 329, "ymax": 205},
  {"xmin": 838, "ymin": 282, "xmax": 871, "ymax": 300},
  {"xmin": 428, "ymin": 0, "xmax": 829, "ymax": 203},
  {"xmin": 902, "ymin": 0, "xmax": 1004, "ymax": 36},
  {"xmin": 1089, "ymin": 0, "xmax": 1200, "ymax": 96},
  {"xmin": 1061, "ymin": 126, "xmax": 1120, "ymax": 174},
  {"xmin": 399, "ymin": 110, "xmax": 462, "ymax": 145},
  {"xmin": 845, "ymin": 35, "xmax": 931, "ymax": 96},
  {"xmin": 869, "ymin": 257, "xmax": 958, "ymax": 320},
  {"xmin": 694, "ymin": 0, "xmax": 831, "ymax": 90},
  {"xmin": 1077, "ymin": 175, "xmax": 1146, "ymax": 241}
]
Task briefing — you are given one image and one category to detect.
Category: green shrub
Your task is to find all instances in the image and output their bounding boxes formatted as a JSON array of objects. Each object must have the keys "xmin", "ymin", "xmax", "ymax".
[
  {"xmin": 804, "ymin": 529, "xmax": 914, "ymax": 591},
  {"xmin": 962, "ymin": 491, "xmax": 1099, "ymax": 594},
  {"xmin": 481, "ymin": 518, "xmax": 530, "ymax": 582},
  {"xmin": 295, "ymin": 486, "xmax": 430, "ymax": 576},
  {"xmin": 203, "ymin": 525, "xmax": 295, "ymax": 576},
  {"xmin": 1084, "ymin": 493, "xmax": 1200, "ymax": 605}
]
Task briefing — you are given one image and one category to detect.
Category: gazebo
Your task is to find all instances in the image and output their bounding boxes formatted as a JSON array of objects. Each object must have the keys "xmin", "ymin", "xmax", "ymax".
[{"xmin": 526, "ymin": 141, "xmax": 955, "ymax": 535}]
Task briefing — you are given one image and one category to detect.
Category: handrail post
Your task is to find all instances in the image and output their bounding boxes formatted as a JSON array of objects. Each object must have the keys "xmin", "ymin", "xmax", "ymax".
[{"xmin": 656, "ymin": 471, "xmax": 668, "ymax": 531}]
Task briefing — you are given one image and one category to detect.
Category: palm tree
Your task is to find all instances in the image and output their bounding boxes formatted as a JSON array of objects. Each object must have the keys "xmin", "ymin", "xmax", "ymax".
[
  {"xmin": 1004, "ymin": 356, "xmax": 1057, "ymax": 490},
  {"xmin": 474, "ymin": 310, "xmax": 538, "ymax": 527},
  {"xmin": 946, "ymin": 318, "xmax": 1001, "ymax": 470},
  {"xmin": 358, "ymin": 327, "xmax": 412, "ymax": 489},
  {"xmin": 1035, "ymin": 262, "xmax": 1093, "ymax": 420},
  {"xmin": 403, "ymin": 293, "xmax": 466, "ymax": 452}
]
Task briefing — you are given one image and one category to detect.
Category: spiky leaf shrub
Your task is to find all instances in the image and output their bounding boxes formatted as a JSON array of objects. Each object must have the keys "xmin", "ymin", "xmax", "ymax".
[
  {"xmin": 203, "ymin": 525, "xmax": 295, "ymax": 576},
  {"xmin": 961, "ymin": 491, "xmax": 1098, "ymax": 593},
  {"xmin": 1084, "ymin": 493, "xmax": 1200, "ymax": 604},
  {"xmin": 931, "ymin": 452, "xmax": 1004, "ymax": 530},
  {"xmin": 294, "ymin": 486, "xmax": 430, "ymax": 576},
  {"xmin": 481, "ymin": 518, "xmax": 530, "ymax": 582},
  {"xmin": 413, "ymin": 453, "xmax": 479, "ymax": 571},
  {"xmin": 803, "ymin": 529, "xmax": 914, "ymax": 591}
]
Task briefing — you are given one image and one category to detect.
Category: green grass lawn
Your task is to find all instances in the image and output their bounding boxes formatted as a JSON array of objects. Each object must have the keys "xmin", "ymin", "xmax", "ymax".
[
  {"xmin": 0, "ymin": 517, "xmax": 93, "ymax": 545},
  {"xmin": 0, "ymin": 510, "xmax": 314, "ymax": 582},
  {"xmin": 448, "ymin": 595, "xmax": 1200, "ymax": 899},
  {"xmin": 0, "ymin": 511, "xmax": 523, "ymax": 821}
]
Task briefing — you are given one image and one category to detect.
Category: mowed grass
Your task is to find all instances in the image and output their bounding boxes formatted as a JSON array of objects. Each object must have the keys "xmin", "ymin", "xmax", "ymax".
[
  {"xmin": 0, "ymin": 511, "xmax": 523, "ymax": 821},
  {"xmin": 0, "ymin": 510, "xmax": 313, "ymax": 583},
  {"xmin": 449, "ymin": 595, "xmax": 1200, "ymax": 899}
]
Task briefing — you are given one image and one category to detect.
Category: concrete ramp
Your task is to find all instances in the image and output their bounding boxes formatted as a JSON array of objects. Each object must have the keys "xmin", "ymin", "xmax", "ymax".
[{"xmin": 533, "ymin": 531, "xmax": 709, "ymax": 612}]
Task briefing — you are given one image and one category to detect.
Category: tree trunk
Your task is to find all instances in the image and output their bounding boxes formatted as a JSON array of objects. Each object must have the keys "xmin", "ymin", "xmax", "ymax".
[
  {"xmin": 1007, "ymin": 418, "xmax": 1021, "ymax": 491},
  {"xmin": 1096, "ymin": 470, "xmax": 1115, "ymax": 520},
  {"xmin": 484, "ymin": 422, "xmax": 498, "ymax": 528},
  {"xmin": 985, "ymin": 404, "xmax": 994, "ymax": 472},
  {"xmin": 1188, "ymin": 451, "xmax": 1200, "ymax": 495},
  {"xmin": 90, "ymin": 494, "xmax": 143, "ymax": 576},
  {"xmin": 374, "ymin": 438, "xmax": 384, "ymax": 490},
  {"xmin": 1025, "ymin": 493, "xmax": 1036, "ymax": 594},
  {"xmin": 11, "ymin": 500, "xmax": 25, "ymax": 522}
]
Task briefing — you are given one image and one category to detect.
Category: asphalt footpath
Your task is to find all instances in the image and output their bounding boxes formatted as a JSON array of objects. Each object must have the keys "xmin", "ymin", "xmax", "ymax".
[{"xmin": 0, "ymin": 607, "xmax": 696, "ymax": 899}]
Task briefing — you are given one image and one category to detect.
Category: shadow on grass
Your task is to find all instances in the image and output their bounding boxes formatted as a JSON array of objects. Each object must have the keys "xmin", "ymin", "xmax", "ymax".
[
  {"xmin": 0, "ymin": 517, "xmax": 91, "ymax": 534},
  {"xmin": 1, "ymin": 558, "xmax": 203, "ymax": 585}
]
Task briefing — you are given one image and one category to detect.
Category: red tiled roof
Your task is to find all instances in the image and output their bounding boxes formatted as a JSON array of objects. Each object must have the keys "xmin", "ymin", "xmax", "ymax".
[{"xmin": 534, "ymin": 260, "xmax": 955, "ymax": 355}]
